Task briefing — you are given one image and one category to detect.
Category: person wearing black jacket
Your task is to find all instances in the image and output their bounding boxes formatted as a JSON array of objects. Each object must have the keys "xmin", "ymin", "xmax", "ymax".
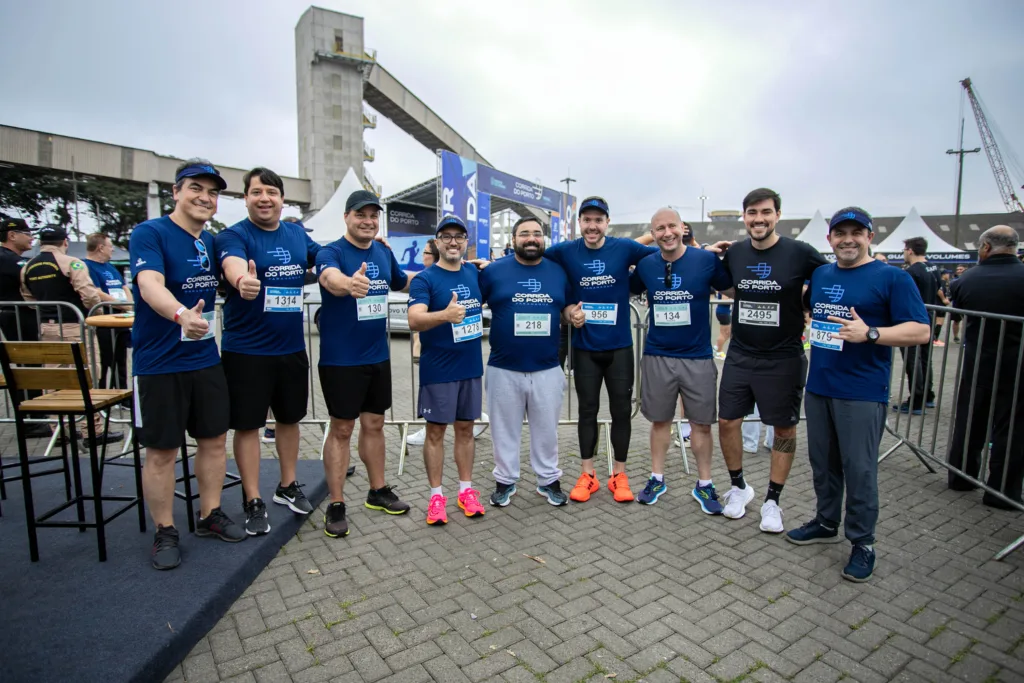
[
  {"xmin": 947, "ymin": 226, "xmax": 1024, "ymax": 509},
  {"xmin": 896, "ymin": 237, "xmax": 940, "ymax": 413}
]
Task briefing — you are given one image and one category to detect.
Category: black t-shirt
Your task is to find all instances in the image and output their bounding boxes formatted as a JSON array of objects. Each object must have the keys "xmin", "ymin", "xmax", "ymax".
[
  {"xmin": 905, "ymin": 262, "xmax": 939, "ymax": 306},
  {"xmin": 0, "ymin": 246, "xmax": 28, "ymax": 303},
  {"xmin": 723, "ymin": 236, "xmax": 828, "ymax": 359}
]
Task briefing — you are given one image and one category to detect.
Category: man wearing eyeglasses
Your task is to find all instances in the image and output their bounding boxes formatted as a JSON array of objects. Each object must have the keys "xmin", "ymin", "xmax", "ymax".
[
  {"xmin": 629, "ymin": 208, "xmax": 732, "ymax": 509},
  {"xmin": 409, "ymin": 215, "xmax": 487, "ymax": 525},
  {"xmin": 130, "ymin": 158, "xmax": 246, "ymax": 571},
  {"xmin": 214, "ymin": 168, "xmax": 321, "ymax": 537}
]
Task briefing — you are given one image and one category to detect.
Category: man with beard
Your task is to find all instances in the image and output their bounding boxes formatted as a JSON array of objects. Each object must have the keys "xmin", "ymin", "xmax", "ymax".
[
  {"xmin": 409, "ymin": 215, "xmax": 487, "ymax": 525},
  {"xmin": 710, "ymin": 188, "xmax": 828, "ymax": 533},
  {"xmin": 788, "ymin": 207, "xmax": 929, "ymax": 583},
  {"xmin": 629, "ymin": 208, "xmax": 732, "ymax": 508},
  {"xmin": 479, "ymin": 216, "xmax": 580, "ymax": 508}
]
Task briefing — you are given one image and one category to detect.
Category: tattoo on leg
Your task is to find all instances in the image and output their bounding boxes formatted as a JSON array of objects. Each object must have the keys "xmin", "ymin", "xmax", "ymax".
[{"xmin": 773, "ymin": 436, "xmax": 797, "ymax": 454}]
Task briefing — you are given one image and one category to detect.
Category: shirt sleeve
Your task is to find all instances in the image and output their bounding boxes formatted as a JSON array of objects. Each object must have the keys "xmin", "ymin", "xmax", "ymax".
[
  {"xmin": 888, "ymin": 270, "xmax": 930, "ymax": 325},
  {"xmin": 628, "ymin": 264, "xmax": 647, "ymax": 295},
  {"xmin": 803, "ymin": 243, "xmax": 829, "ymax": 279},
  {"xmin": 129, "ymin": 223, "xmax": 165, "ymax": 278},
  {"xmin": 315, "ymin": 245, "xmax": 341, "ymax": 275},
  {"xmin": 408, "ymin": 270, "xmax": 431, "ymax": 308},
  {"xmin": 304, "ymin": 233, "xmax": 321, "ymax": 268},
  {"xmin": 629, "ymin": 239, "xmax": 659, "ymax": 266},
  {"xmin": 478, "ymin": 265, "xmax": 492, "ymax": 303},
  {"xmin": 388, "ymin": 249, "xmax": 409, "ymax": 291},
  {"xmin": 710, "ymin": 254, "xmax": 733, "ymax": 291},
  {"xmin": 67, "ymin": 257, "xmax": 102, "ymax": 311},
  {"xmin": 213, "ymin": 228, "xmax": 247, "ymax": 264},
  {"xmin": 87, "ymin": 264, "xmax": 105, "ymax": 290},
  {"xmin": 543, "ymin": 241, "xmax": 567, "ymax": 266}
]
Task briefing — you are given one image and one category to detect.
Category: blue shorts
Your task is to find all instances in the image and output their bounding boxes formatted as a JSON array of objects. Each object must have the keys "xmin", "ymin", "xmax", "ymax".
[{"xmin": 418, "ymin": 377, "xmax": 482, "ymax": 424}]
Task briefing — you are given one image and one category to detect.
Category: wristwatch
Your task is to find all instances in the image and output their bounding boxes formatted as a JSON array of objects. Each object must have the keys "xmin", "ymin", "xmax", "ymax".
[{"xmin": 866, "ymin": 327, "xmax": 880, "ymax": 344}]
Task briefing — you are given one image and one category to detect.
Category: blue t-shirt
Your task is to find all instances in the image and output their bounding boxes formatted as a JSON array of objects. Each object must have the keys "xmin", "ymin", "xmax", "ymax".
[
  {"xmin": 214, "ymin": 219, "xmax": 320, "ymax": 356},
  {"xmin": 807, "ymin": 260, "xmax": 928, "ymax": 403},
  {"xmin": 315, "ymin": 238, "xmax": 407, "ymax": 367},
  {"xmin": 85, "ymin": 259, "xmax": 127, "ymax": 297},
  {"xmin": 129, "ymin": 215, "xmax": 220, "ymax": 376},
  {"xmin": 545, "ymin": 236, "xmax": 657, "ymax": 352},
  {"xmin": 409, "ymin": 264, "xmax": 484, "ymax": 385},
  {"xmin": 479, "ymin": 257, "xmax": 571, "ymax": 372},
  {"xmin": 630, "ymin": 248, "xmax": 732, "ymax": 359}
]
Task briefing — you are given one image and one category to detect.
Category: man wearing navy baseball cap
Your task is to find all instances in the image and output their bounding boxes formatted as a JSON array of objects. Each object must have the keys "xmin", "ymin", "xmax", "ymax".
[{"xmin": 787, "ymin": 206, "xmax": 930, "ymax": 582}]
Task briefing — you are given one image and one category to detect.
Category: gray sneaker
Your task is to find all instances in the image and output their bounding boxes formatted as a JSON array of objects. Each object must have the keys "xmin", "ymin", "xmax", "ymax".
[
  {"xmin": 537, "ymin": 480, "xmax": 568, "ymax": 506},
  {"xmin": 490, "ymin": 482, "xmax": 517, "ymax": 507}
]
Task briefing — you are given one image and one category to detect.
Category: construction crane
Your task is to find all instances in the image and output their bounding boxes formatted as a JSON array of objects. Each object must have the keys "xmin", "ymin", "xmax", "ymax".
[{"xmin": 960, "ymin": 78, "xmax": 1024, "ymax": 213}]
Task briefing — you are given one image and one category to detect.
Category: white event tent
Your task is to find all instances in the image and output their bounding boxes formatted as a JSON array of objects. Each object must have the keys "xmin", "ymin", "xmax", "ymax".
[
  {"xmin": 874, "ymin": 207, "xmax": 965, "ymax": 254},
  {"xmin": 303, "ymin": 167, "xmax": 366, "ymax": 244},
  {"xmin": 794, "ymin": 210, "xmax": 831, "ymax": 253}
]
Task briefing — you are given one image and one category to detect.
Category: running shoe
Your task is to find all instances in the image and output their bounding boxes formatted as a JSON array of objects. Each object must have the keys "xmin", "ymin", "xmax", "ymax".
[
  {"xmin": 537, "ymin": 480, "xmax": 568, "ymax": 506},
  {"xmin": 691, "ymin": 482, "xmax": 723, "ymax": 514},
  {"xmin": 637, "ymin": 476, "xmax": 667, "ymax": 505},
  {"xmin": 426, "ymin": 494, "xmax": 448, "ymax": 525},
  {"xmin": 569, "ymin": 472, "xmax": 599, "ymax": 502},
  {"xmin": 262, "ymin": 428, "xmax": 276, "ymax": 443},
  {"xmin": 932, "ymin": 339, "xmax": 945, "ymax": 347},
  {"xmin": 759, "ymin": 500, "xmax": 784, "ymax": 533},
  {"xmin": 324, "ymin": 501, "xmax": 349, "ymax": 537},
  {"xmin": 365, "ymin": 485, "xmax": 411, "ymax": 515},
  {"xmin": 151, "ymin": 525, "xmax": 181, "ymax": 570},
  {"xmin": 490, "ymin": 482, "xmax": 517, "ymax": 507},
  {"xmin": 274, "ymin": 481, "xmax": 314, "ymax": 514},
  {"xmin": 243, "ymin": 497, "xmax": 271, "ymax": 536},
  {"xmin": 196, "ymin": 507, "xmax": 246, "ymax": 542},
  {"xmin": 892, "ymin": 401, "xmax": 923, "ymax": 415},
  {"xmin": 722, "ymin": 484, "xmax": 755, "ymax": 519},
  {"xmin": 785, "ymin": 519, "xmax": 843, "ymax": 545},
  {"xmin": 714, "ymin": 351, "xmax": 726, "ymax": 360},
  {"xmin": 607, "ymin": 472, "xmax": 635, "ymax": 503},
  {"xmin": 458, "ymin": 488, "xmax": 486, "ymax": 517},
  {"xmin": 407, "ymin": 428, "xmax": 426, "ymax": 446},
  {"xmin": 842, "ymin": 545, "xmax": 875, "ymax": 582}
]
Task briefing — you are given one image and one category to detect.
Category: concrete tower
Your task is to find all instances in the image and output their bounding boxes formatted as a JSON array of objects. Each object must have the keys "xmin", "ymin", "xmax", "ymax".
[{"xmin": 295, "ymin": 7, "xmax": 377, "ymax": 210}]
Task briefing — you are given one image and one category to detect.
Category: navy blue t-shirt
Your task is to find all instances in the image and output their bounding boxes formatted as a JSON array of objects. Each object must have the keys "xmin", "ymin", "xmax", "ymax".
[
  {"xmin": 630, "ymin": 248, "xmax": 732, "ymax": 359},
  {"xmin": 544, "ymin": 236, "xmax": 657, "ymax": 352},
  {"xmin": 315, "ymin": 237, "xmax": 407, "ymax": 367},
  {"xmin": 85, "ymin": 259, "xmax": 128, "ymax": 301},
  {"xmin": 807, "ymin": 260, "xmax": 928, "ymax": 403},
  {"xmin": 129, "ymin": 215, "xmax": 220, "ymax": 376},
  {"xmin": 479, "ymin": 257, "xmax": 571, "ymax": 372},
  {"xmin": 215, "ymin": 219, "xmax": 320, "ymax": 355},
  {"xmin": 409, "ymin": 264, "xmax": 484, "ymax": 385}
]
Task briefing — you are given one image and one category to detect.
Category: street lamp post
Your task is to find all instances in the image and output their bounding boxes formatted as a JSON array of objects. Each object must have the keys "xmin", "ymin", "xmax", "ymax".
[{"xmin": 699, "ymin": 190, "xmax": 707, "ymax": 224}]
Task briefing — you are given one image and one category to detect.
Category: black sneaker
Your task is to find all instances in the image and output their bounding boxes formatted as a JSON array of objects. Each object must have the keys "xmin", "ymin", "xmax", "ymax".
[
  {"xmin": 195, "ymin": 507, "xmax": 247, "ymax": 542},
  {"xmin": 324, "ymin": 502, "xmax": 349, "ymax": 538},
  {"xmin": 151, "ymin": 525, "xmax": 181, "ymax": 570},
  {"xmin": 243, "ymin": 497, "xmax": 271, "ymax": 536},
  {"xmin": 365, "ymin": 485, "xmax": 411, "ymax": 515},
  {"xmin": 273, "ymin": 480, "xmax": 314, "ymax": 515}
]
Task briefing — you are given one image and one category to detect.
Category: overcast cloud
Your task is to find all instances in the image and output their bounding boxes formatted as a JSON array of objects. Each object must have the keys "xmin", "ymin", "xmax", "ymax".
[{"xmin": 1, "ymin": 0, "xmax": 1022, "ymax": 228}]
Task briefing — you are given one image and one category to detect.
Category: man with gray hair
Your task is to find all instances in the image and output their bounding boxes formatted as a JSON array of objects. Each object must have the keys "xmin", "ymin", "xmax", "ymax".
[{"xmin": 947, "ymin": 226, "xmax": 1024, "ymax": 509}]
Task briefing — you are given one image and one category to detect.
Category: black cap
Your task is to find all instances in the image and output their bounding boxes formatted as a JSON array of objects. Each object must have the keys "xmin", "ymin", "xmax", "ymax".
[
  {"xmin": 38, "ymin": 224, "xmax": 68, "ymax": 241},
  {"xmin": 345, "ymin": 190, "xmax": 383, "ymax": 213},
  {"xmin": 578, "ymin": 196, "xmax": 609, "ymax": 217},
  {"xmin": 436, "ymin": 215, "xmax": 468, "ymax": 234},
  {"xmin": 2, "ymin": 217, "xmax": 31, "ymax": 233}
]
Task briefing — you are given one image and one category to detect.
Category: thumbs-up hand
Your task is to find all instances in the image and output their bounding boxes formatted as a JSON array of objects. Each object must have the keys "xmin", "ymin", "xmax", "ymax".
[
  {"xmin": 350, "ymin": 262, "xmax": 371, "ymax": 299},
  {"xmin": 238, "ymin": 259, "xmax": 262, "ymax": 300},
  {"xmin": 827, "ymin": 306, "xmax": 870, "ymax": 342},
  {"xmin": 180, "ymin": 298, "xmax": 211, "ymax": 339},
  {"xmin": 445, "ymin": 291, "xmax": 466, "ymax": 324},
  {"xmin": 570, "ymin": 301, "xmax": 586, "ymax": 328}
]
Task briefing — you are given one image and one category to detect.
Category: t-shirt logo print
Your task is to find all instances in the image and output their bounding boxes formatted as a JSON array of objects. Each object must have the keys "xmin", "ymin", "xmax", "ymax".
[
  {"xmin": 365, "ymin": 262, "xmax": 380, "ymax": 279},
  {"xmin": 451, "ymin": 284, "xmax": 471, "ymax": 300},
  {"xmin": 584, "ymin": 260, "xmax": 606, "ymax": 276},
  {"xmin": 747, "ymin": 263, "xmax": 772, "ymax": 279},
  {"xmin": 822, "ymin": 284, "xmax": 845, "ymax": 303},
  {"xmin": 517, "ymin": 278, "xmax": 542, "ymax": 293},
  {"xmin": 669, "ymin": 273, "xmax": 683, "ymax": 290},
  {"xmin": 267, "ymin": 246, "xmax": 292, "ymax": 265}
]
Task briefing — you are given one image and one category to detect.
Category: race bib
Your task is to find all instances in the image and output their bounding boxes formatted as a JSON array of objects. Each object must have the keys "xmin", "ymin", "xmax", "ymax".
[
  {"xmin": 181, "ymin": 310, "xmax": 216, "ymax": 342},
  {"xmin": 582, "ymin": 302, "xmax": 617, "ymax": 325},
  {"xmin": 653, "ymin": 303, "xmax": 690, "ymax": 326},
  {"xmin": 453, "ymin": 314, "xmax": 483, "ymax": 343},
  {"xmin": 514, "ymin": 313, "xmax": 550, "ymax": 336},
  {"xmin": 737, "ymin": 301, "xmax": 780, "ymax": 327},
  {"xmin": 108, "ymin": 287, "xmax": 127, "ymax": 302},
  {"xmin": 356, "ymin": 294, "xmax": 387, "ymax": 321},
  {"xmin": 809, "ymin": 320, "xmax": 844, "ymax": 351},
  {"xmin": 263, "ymin": 287, "xmax": 302, "ymax": 313}
]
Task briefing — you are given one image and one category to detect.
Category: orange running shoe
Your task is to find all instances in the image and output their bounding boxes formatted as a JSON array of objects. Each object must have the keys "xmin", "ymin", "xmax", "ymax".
[
  {"xmin": 608, "ymin": 472, "xmax": 635, "ymax": 502},
  {"xmin": 569, "ymin": 472, "xmax": 600, "ymax": 502}
]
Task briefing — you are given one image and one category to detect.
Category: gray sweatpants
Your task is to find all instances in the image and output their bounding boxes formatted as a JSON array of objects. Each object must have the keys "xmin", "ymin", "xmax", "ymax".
[
  {"xmin": 486, "ymin": 365, "xmax": 565, "ymax": 487},
  {"xmin": 804, "ymin": 392, "xmax": 885, "ymax": 545}
]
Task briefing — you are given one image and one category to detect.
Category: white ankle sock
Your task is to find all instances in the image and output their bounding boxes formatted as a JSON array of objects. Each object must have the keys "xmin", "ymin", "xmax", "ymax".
[
  {"xmin": 698, "ymin": 479, "xmax": 712, "ymax": 488},
  {"xmin": 459, "ymin": 481, "xmax": 472, "ymax": 493},
  {"xmin": 651, "ymin": 473, "xmax": 664, "ymax": 482},
  {"xmin": 430, "ymin": 486, "xmax": 443, "ymax": 498}
]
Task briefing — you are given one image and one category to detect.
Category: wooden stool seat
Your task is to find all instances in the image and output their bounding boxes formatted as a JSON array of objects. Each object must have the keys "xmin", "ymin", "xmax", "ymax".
[{"xmin": 19, "ymin": 389, "xmax": 133, "ymax": 412}]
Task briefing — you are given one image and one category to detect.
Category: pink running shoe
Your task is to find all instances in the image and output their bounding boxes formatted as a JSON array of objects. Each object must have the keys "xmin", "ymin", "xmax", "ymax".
[
  {"xmin": 458, "ymin": 488, "xmax": 486, "ymax": 518},
  {"xmin": 426, "ymin": 494, "xmax": 448, "ymax": 525}
]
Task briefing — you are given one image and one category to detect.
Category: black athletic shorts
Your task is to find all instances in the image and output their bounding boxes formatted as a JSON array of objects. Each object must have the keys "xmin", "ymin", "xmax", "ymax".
[
  {"xmin": 133, "ymin": 364, "xmax": 230, "ymax": 450},
  {"xmin": 222, "ymin": 349, "xmax": 309, "ymax": 430},
  {"xmin": 715, "ymin": 311, "xmax": 732, "ymax": 326},
  {"xmin": 718, "ymin": 350, "xmax": 807, "ymax": 427},
  {"xmin": 319, "ymin": 361, "xmax": 392, "ymax": 420}
]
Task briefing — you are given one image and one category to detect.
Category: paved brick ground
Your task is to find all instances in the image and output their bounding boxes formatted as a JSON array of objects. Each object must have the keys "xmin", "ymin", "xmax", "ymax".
[{"xmin": 6, "ymin": 332, "xmax": 1024, "ymax": 682}]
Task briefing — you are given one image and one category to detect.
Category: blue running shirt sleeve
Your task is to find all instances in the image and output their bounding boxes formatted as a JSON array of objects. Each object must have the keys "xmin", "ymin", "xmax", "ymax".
[{"xmin": 387, "ymin": 249, "xmax": 409, "ymax": 290}]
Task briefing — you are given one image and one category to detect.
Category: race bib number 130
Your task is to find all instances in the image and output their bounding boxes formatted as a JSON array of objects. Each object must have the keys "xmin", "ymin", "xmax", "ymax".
[{"xmin": 737, "ymin": 301, "xmax": 780, "ymax": 327}]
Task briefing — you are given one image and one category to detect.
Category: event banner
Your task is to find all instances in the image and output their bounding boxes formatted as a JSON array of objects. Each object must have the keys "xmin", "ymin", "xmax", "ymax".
[
  {"xmin": 387, "ymin": 201, "xmax": 437, "ymax": 272},
  {"xmin": 439, "ymin": 151, "xmax": 478, "ymax": 255},
  {"xmin": 477, "ymin": 192, "xmax": 491, "ymax": 258},
  {"xmin": 478, "ymin": 166, "xmax": 562, "ymax": 213},
  {"xmin": 823, "ymin": 251, "xmax": 977, "ymax": 265}
]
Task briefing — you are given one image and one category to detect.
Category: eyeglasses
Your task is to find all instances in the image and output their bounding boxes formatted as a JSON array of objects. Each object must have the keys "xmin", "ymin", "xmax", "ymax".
[
  {"xmin": 194, "ymin": 238, "xmax": 211, "ymax": 272},
  {"xmin": 664, "ymin": 260, "xmax": 673, "ymax": 289},
  {"xmin": 437, "ymin": 234, "xmax": 467, "ymax": 244}
]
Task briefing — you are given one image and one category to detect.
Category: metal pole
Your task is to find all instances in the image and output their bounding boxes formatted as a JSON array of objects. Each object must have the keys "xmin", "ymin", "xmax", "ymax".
[
  {"xmin": 699, "ymin": 190, "xmax": 707, "ymax": 224},
  {"xmin": 946, "ymin": 119, "xmax": 981, "ymax": 249}
]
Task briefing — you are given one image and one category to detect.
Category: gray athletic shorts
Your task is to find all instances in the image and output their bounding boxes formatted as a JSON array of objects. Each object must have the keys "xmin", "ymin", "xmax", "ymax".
[{"xmin": 641, "ymin": 355, "xmax": 718, "ymax": 424}]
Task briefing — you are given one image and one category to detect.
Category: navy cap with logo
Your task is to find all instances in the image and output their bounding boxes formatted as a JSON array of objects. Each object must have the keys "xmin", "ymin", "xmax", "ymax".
[
  {"xmin": 175, "ymin": 163, "xmax": 228, "ymax": 190},
  {"xmin": 578, "ymin": 196, "xmax": 609, "ymax": 217},
  {"xmin": 345, "ymin": 190, "xmax": 383, "ymax": 213},
  {"xmin": 828, "ymin": 207, "xmax": 872, "ymax": 232},
  {"xmin": 436, "ymin": 214, "xmax": 468, "ymax": 235},
  {"xmin": 38, "ymin": 224, "xmax": 69, "ymax": 241},
  {"xmin": 2, "ymin": 217, "xmax": 31, "ymax": 234}
]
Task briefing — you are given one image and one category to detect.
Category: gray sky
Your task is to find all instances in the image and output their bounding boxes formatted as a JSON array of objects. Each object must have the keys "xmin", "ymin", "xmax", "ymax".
[{"xmin": 2, "ymin": 0, "xmax": 1022, "ymax": 228}]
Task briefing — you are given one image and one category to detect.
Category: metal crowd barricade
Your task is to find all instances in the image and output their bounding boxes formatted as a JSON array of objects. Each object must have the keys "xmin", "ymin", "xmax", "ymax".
[{"xmin": 882, "ymin": 303, "xmax": 1024, "ymax": 560}]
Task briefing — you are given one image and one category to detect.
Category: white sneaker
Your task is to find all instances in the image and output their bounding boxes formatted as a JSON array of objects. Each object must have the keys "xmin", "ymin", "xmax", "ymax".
[
  {"xmin": 407, "ymin": 427, "xmax": 426, "ymax": 446},
  {"xmin": 742, "ymin": 443, "xmax": 758, "ymax": 454},
  {"xmin": 722, "ymin": 484, "xmax": 755, "ymax": 519},
  {"xmin": 759, "ymin": 500, "xmax": 784, "ymax": 533}
]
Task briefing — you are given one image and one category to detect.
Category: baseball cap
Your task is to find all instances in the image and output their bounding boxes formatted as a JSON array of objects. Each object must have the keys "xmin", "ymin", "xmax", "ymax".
[
  {"xmin": 38, "ymin": 224, "xmax": 68, "ymax": 241},
  {"xmin": 578, "ymin": 196, "xmax": 609, "ymax": 217},
  {"xmin": 345, "ymin": 190, "xmax": 383, "ymax": 213},
  {"xmin": 175, "ymin": 162, "xmax": 227, "ymax": 190},
  {"xmin": 436, "ymin": 215, "xmax": 468, "ymax": 234},
  {"xmin": 828, "ymin": 207, "xmax": 872, "ymax": 232},
  {"xmin": 2, "ymin": 217, "xmax": 32, "ymax": 234}
]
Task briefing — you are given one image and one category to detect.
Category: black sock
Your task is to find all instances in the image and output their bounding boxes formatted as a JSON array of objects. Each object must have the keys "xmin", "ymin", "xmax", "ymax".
[
  {"xmin": 933, "ymin": 324, "xmax": 942, "ymax": 341},
  {"xmin": 728, "ymin": 469, "xmax": 746, "ymax": 489},
  {"xmin": 766, "ymin": 480, "xmax": 784, "ymax": 504}
]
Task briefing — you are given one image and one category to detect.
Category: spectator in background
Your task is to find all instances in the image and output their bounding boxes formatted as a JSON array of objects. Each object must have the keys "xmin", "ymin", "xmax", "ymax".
[
  {"xmin": 84, "ymin": 232, "xmax": 133, "ymax": 393},
  {"xmin": 895, "ymin": 237, "xmax": 939, "ymax": 414},
  {"xmin": 949, "ymin": 265, "xmax": 967, "ymax": 343},
  {"xmin": 873, "ymin": 252, "xmax": 888, "ymax": 264}
]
